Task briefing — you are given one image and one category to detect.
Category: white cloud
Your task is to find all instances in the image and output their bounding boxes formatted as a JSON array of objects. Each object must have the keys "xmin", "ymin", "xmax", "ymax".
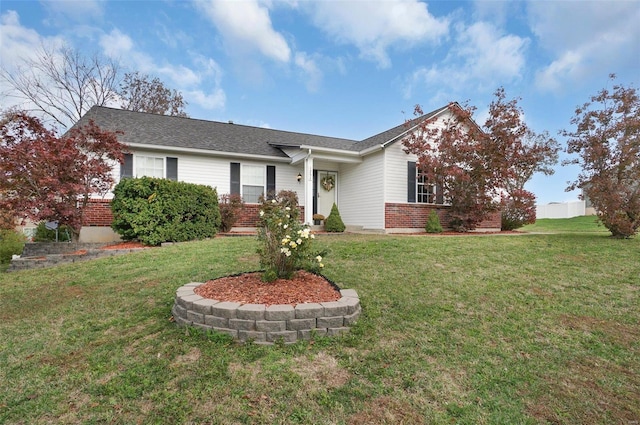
[
  {"xmin": 99, "ymin": 28, "xmax": 133, "ymax": 58},
  {"xmin": 186, "ymin": 88, "xmax": 226, "ymax": 110},
  {"xmin": 305, "ymin": 0, "xmax": 449, "ymax": 68},
  {"xmin": 0, "ymin": 11, "xmax": 66, "ymax": 113},
  {"xmin": 294, "ymin": 52, "xmax": 322, "ymax": 92},
  {"xmin": 404, "ymin": 21, "xmax": 528, "ymax": 98},
  {"xmin": 41, "ymin": 0, "xmax": 104, "ymax": 23},
  {"xmin": 528, "ymin": 1, "xmax": 640, "ymax": 91},
  {"xmin": 196, "ymin": 0, "xmax": 291, "ymax": 63}
]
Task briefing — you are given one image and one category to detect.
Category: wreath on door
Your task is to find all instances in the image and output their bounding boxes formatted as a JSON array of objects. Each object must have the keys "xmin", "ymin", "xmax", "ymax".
[{"xmin": 321, "ymin": 174, "xmax": 335, "ymax": 191}]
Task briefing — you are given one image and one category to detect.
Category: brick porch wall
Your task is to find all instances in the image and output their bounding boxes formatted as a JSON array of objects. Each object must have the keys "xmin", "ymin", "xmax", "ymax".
[
  {"xmin": 236, "ymin": 204, "xmax": 305, "ymax": 227},
  {"xmin": 385, "ymin": 203, "xmax": 501, "ymax": 230},
  {"xmin": 82, "ymin": 199, "xmax": 114, "ymax": 226}
]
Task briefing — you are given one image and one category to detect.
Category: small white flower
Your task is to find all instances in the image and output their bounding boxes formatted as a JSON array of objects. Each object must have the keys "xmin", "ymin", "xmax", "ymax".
[
  {"xmin": 283, "ymin": 224, "xmax": 288, "ymax": 229},
  {"xmin": 296, "ymin": 238, "xmax": 302, "ymax": 245},
  {"xmin": 315, "ymin": 255, "xmax": 322, "ymax": 262},
  {"xmin": 286, "ymin": 214, "xmax": 290, "ymax": 219},
  {"xmin": 272, "ymin": 199, "xmax": 276, "ymax": 204},
  {"xmin": 319, "ymin": 263, "xmax": 324, "ymax": 268},
  {"xmin": 285, "ymin": 207, "xmax": 291, "ymax": 211},
  {"xmin": 310, "ymin": 234, "xmax": 315, "ymax": 239},
  {"xmin": 259, "ymin": 210, "xmax": 264, "ymax": 217},
  {"xmin": 289, "ymin": 241, "xmax": 297, "ymax": 248}
]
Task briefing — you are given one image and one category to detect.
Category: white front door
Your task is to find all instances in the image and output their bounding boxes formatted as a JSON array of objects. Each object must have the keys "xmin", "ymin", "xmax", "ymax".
[{"xmin": 316, "ymin": 171, "xmax": 337, "ymax": 218}]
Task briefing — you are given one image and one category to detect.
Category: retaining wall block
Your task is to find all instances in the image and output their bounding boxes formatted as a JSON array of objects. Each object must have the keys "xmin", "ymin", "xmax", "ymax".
[
  {"xmin": 204, "ymin": 315, "xmax": 229, "ymax": 328},
  {"xmin": 298, "ymin": 329, "xmax": 328, "ymax": 340},
  {"xmin": 256, "ymin": 320, "xmax": 287, "ymax": 332},
  {"xmin": 321, "ymin": 301, "xmax": 349, "ymax": 317},
  {"xmin": 211, "ymin": 301, "xmax": 242, "ymax": 319},
  {"xmin": 343, "ymin": 310, "xmax": 361, "ymax": 326},
  {"xmin": 186, "ymin": 311, "xmax": 205, "ymax": 324},
  {"xmin": 172, "ymin": 304, "xmax": 187, "ymax": 319},
  {"xmin": 237, "ymin": 304, "xmax": 266, "ymax": 320},
  {"xmin": 238, "ymin": 330, "xmax": 267, "ymax": 342},
  {"xmin": 265, "ymin": 305, "xmax": 295, "ymax": 321},
  {"xmin": 178, "ymin": 294, "xmax": 204, "ymax": 310},
  {"xmin": 340, "ymin": 289, "xmax": 359, "ymax": 298},
  {"xmin": 295, "ymin": 303, "xmax": 324, "ymax": 319},
  {"xmin": 266, "ymin": 330, "xmax": 298, "ymax": 343},
  {"xmin": 192, "ymin": 299, "xmax": 219, "ymax": 315},
  {"xmin": 229, "ymin": 318, "xmax": 256, "ymax": 331},
  {"xmin": 341, "ymin": 297, "xmax": 360, "ymax": 314},
  {"xmin": 287, "ymin": 318, "xmax": 316, "ymax": 330},
  {"xmin": 317, "ymin": 316, "xmax": 345, "ymax": 328}
]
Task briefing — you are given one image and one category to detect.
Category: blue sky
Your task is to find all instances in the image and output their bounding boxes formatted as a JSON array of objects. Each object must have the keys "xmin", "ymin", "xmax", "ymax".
[{"xmin": 1, "ymin": 0, "xmax": 638, "ymax": 205}]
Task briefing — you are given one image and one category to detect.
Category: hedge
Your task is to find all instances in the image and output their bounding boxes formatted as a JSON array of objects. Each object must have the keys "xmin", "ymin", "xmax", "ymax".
[{"xmin": 111, "ymin": 177, "xmax": 221, "ymax": 246}]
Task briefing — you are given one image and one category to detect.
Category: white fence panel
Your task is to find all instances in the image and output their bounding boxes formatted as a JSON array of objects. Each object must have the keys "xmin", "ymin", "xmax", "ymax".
[{"xmin": 536, "ymin": 201, "xmax": 586, "ymax": 219}]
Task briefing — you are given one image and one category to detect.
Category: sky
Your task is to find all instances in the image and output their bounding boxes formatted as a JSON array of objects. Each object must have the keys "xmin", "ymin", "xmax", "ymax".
[{"xmin": 1, "ymin": 0, "xmax": 638, "ymax": 205}]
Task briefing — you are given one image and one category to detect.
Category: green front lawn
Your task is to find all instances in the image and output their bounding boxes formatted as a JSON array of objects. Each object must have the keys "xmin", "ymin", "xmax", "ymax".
[{"xmin": 1, "ymin": 231, "xmax": 638, "ymax": 424}]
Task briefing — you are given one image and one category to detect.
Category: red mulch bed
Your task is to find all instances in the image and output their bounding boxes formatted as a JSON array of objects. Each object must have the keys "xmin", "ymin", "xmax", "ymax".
[{"xmin": 194, "ymin": 271, "xmax": 341, "ymax": 306}]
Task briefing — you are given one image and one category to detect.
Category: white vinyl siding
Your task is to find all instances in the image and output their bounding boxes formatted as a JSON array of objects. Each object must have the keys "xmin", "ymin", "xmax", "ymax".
[
  {"xmin": 338, "ymin": 150, "xmax": 385, "ymax": 229},
  {"xmin": 384, "ymin": 142, "xmax": 418, "ymax": 203}
]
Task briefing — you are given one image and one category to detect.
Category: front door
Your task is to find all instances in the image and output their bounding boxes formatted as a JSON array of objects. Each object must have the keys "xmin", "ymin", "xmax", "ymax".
[{"xmin": 316, "ymin": 171, "xmax": 337, "ymax": 218}]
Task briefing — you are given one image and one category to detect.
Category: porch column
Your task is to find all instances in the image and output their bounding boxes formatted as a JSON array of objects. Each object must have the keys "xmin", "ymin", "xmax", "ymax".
[{"xmin": 303, "ymin": 154, "xmax": 314, "ymax": 224}]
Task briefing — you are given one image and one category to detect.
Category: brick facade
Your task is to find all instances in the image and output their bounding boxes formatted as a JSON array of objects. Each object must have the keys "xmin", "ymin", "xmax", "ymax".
[
  {"xmin": 385, "ymin": 203, "xmax": 501, "ymax": 230},
  {"xmin": 82, "ymin": 199, "xmax": 114, "ymax": 226},
  {"xmin": 83, "ymin": 199, "xmax": 306, "ymax": 229}
]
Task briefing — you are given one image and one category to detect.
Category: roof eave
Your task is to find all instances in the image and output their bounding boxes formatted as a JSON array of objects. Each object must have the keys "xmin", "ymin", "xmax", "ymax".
[{"xmin": 125, "ymin": 142, "xmax": 291, "ymax": 162}]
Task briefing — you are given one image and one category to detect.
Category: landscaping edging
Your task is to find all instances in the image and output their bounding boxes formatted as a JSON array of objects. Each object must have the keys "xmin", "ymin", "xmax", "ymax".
[{"xmin": 172, "ymin": 283, "xmax": 361, "ymax": 344}]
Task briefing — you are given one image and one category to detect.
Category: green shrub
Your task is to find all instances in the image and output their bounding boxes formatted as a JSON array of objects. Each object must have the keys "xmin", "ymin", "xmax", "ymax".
[
  {"xmin": 0, "ymin": 229, "xmax": 25, "ymax": 264},
  {"xmin": 218, "ymin": 193, "xmax": 245, "ymax": 232},
  {"xmin": 425, "ymin": 210, "xmax": 443, "ymax": 233},
  {"xmin": 324, "ymin": 203, "xmax": 345, "ymax": 233},
  {"xmin": 256, "ymin": 191, "xmax": 324, "ymax": 281},
  {"xmin": 110, "ymin": 177, "xmax": 221, "ymax": 246},
  {"xmin": 33, "ymin": 221, "xmax": 72, "ymax": 242}
]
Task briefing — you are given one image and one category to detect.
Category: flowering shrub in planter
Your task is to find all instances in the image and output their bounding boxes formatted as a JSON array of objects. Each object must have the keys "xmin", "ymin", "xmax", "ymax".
[{"xmin": 257, "ymin": 191, "xmax": 325, "ymax": 282}]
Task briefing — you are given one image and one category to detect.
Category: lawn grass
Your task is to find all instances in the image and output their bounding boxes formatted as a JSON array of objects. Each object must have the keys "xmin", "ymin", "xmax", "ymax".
[
  {"xmin": 1, "ymin": 231, "xmax": 638, "ymax": 424},
  {"xmin": 522, "ymin": 215, "xmax": 609, "ymax": 234}
]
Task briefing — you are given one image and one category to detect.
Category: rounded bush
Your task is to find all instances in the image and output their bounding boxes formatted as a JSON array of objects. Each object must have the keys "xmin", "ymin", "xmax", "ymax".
[
  {"xmin": 324, "ymin": 203, "xmax": 345, "ymax": 233},
  {"xmin": 111, "ymin": 177, "xmax": 221, "ymax": 245}
]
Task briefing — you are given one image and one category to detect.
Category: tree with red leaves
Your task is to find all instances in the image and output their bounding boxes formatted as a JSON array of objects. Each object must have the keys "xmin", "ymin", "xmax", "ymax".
[
  {"xmin": 0, "ymin": 112, "xmax": 125, "ymax": 239},
  {"xmin": 563, "ymin": 75, "xmax": 640, "ymax": 238},
  {"xmin": 404, "ymin": 88, "xmax": 559, "ymax": 231}
]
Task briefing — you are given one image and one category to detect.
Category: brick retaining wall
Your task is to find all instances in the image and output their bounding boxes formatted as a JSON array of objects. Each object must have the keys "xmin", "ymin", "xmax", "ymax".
[{"xmin": 172, "ymin": 283, "xmax": 361, "ymax": 344}]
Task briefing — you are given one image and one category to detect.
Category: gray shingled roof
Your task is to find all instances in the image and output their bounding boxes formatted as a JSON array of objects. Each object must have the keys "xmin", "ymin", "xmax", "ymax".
[
  {"xmin": 353, "ymin": 105, "xmax": 449, "ymax": 151},
  {"xmin": 76, "ymin": 105, "xmax": 451, "ymax": 157}
]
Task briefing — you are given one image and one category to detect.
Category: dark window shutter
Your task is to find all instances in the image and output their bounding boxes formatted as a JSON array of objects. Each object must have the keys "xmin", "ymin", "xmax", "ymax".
[
  {"xmin": 407, "ymin": 161, "xmax": 416, "ymax": 203},
  {"xmin": 230, "ymin": 162, "xmax": 240, "ymax": 195},
  {"xmin": 436, "ymin": 180, "xmax": 444, "ymax": 204},
  {"xmin": 166, "ymin": 157, "xmax": 178, "ymax": 181},
  {"xmin": 121, "ymin": 153, "xmax": 133, "ymax": 178},
  {"xmin": 266, "ymin": 165, "xmax": 276, "ymax": 198}
]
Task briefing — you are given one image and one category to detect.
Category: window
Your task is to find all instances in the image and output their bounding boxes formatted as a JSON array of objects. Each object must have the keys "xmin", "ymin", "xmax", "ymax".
[
  {"xmin": 242, "ymin": 164, "xmax": 265, "ymax": 203},
  {"xmin": 136, "ymin": 156, "xmax": 164, "ymax": 178},
  {"xmin": 417, "ymin": 174, "xmax": 436, "ymax": 204}
]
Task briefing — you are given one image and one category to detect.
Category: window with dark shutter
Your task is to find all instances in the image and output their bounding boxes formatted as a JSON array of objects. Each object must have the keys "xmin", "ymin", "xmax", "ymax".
[
  {"xmin": 121, "ymin": 153, "xmax": 133, "ymax": 178},
  {"xmin": 166, "ymin": 157, "xmax": 178, "ymax": 181},
  {"xmin": 230, "ymin": 162, "xmax": 240, "ymax": 195},
  {"xmin": 407, "ymin": 161, "xmax": 416, "ymax": 203}
]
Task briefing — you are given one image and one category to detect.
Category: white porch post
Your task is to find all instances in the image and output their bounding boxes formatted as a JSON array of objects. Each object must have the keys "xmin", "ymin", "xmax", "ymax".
[{"xmin": 303, "ymin": 154, "xmax": 314, "ymax": 224}]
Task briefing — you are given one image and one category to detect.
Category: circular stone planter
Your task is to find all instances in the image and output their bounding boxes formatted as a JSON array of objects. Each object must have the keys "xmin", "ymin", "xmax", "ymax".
[{"xmin": 172, "ymin": 283, "xmax": 361, "ymax": 345}]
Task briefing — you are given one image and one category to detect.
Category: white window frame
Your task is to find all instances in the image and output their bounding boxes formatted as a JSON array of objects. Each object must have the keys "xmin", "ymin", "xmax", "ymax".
[
  {"xmin": 135, "ymin": 155, "xmax": 165, "ymax": 178},
  {"xmin": 241, "ymin": 164, "xmax": 266, "ymax": 203},
  {"xmin": 417, "ymin": 173, "xmax": 436, "ymax": 204}
]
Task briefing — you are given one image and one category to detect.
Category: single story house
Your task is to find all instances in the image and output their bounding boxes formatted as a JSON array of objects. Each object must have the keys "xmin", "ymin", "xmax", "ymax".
[{"xmin": 75, "ymin": 105, "xmax": 500, "ymax": 242}]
